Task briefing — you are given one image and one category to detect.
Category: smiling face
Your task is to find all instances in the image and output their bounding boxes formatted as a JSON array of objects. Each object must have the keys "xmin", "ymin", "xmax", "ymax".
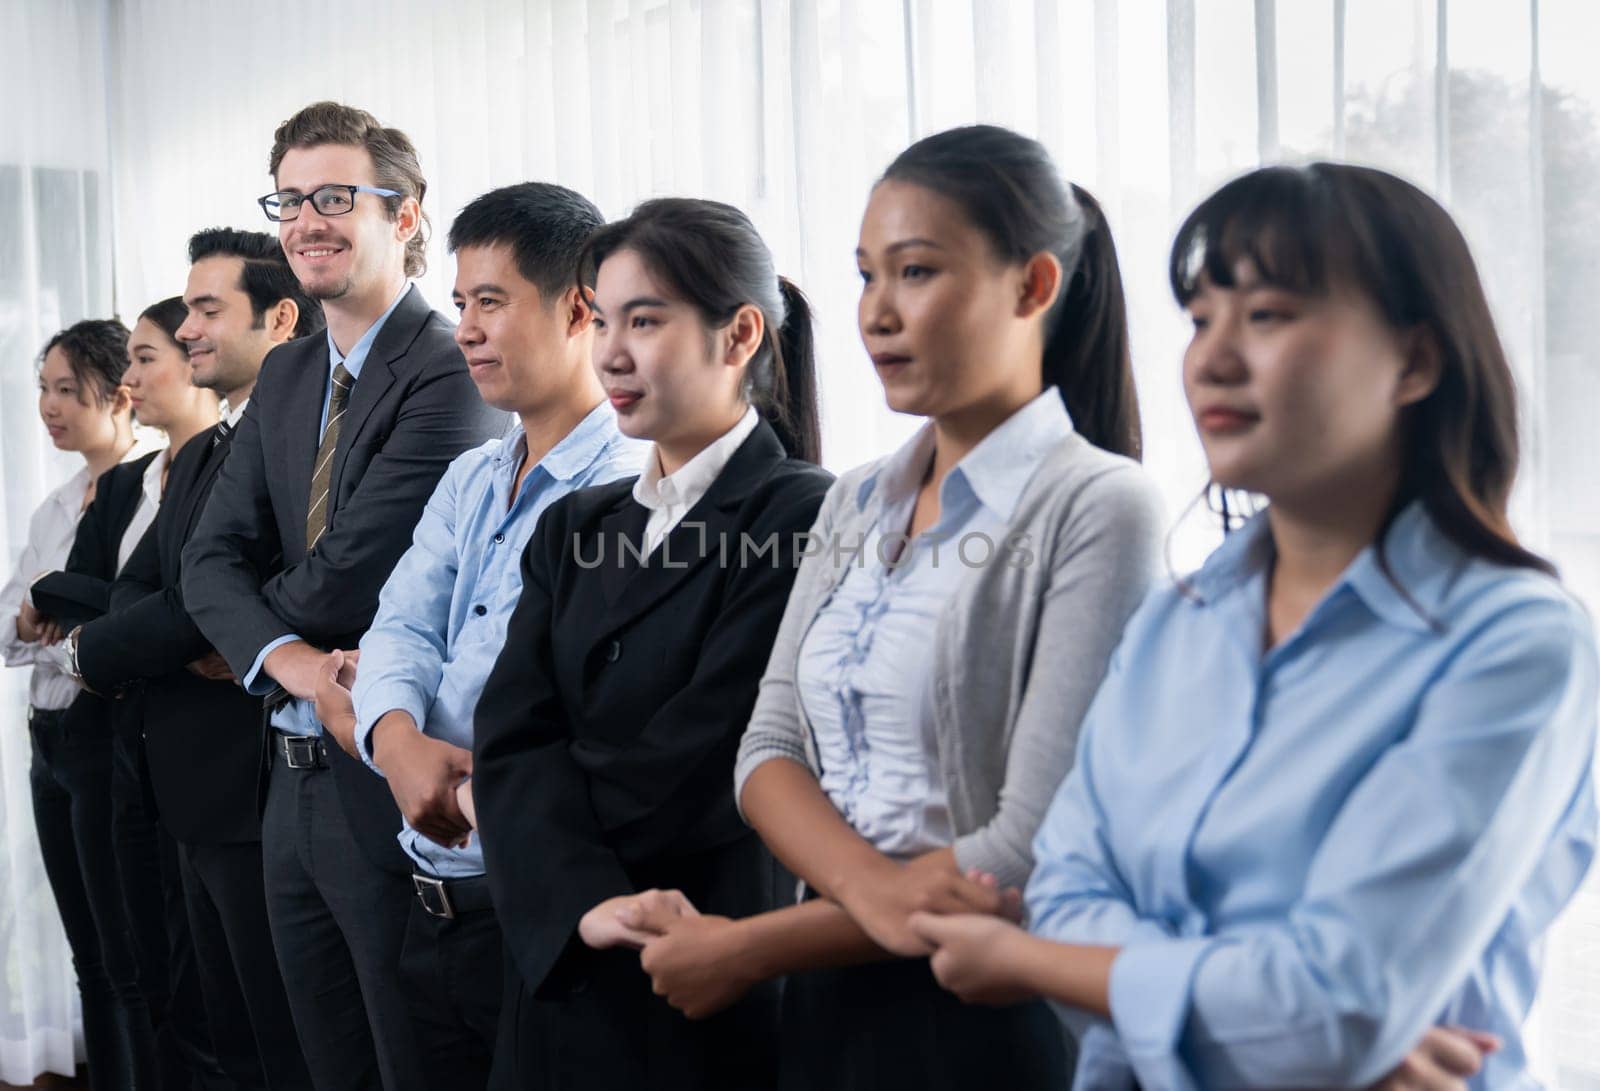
[
  {"xmin": 176, "ymin": 256, "xmax": 282, "ymax": 396},
  {"xmin": 38, "ymin": 346, "xmax": 122, "ymax": 453},
  {"xmin": 856, "ymin": 178, "xmax": 1049, "ymax": 421},
  {"xmin": 452, "ymin": 243, "xmax": 590, "ymax": 415},
  {"xmin": 124, "ymin": 317, "xmax": 211, "ymax": 431},
  {"xmin": 1182, "ymin": 261, "xmax": 1438, "ymax": 507},
  {"xmin": 590, "ymin": 247, "xmax": 755, "ymax": 465},
  {"xmin": 274, "ymin": 143, "xmax": 415, "ymax": 302}
]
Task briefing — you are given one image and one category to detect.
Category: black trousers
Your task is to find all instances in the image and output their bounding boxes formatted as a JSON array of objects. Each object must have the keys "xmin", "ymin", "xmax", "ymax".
[
  {"xmin": 28, "ymin": 707, "xmax": 156, "ymax": 1091},
  {"xmin": 109, "ymin": 717, "xmax": 226, "ymax": 1090},
  {"xmin": 398, "ymin": 884, "xmax": 502, "ymax": 1090},
  {"xmin": 179, "ymin": 838, "xmax": 312, "ymax": 1090},
  {"xmin": 777, "ymin": 957, "xmax": 1075, "ymax": 1091},
  {"xmin": 261, "ymin": 741, "xmax": 427, "ymax": 1091}
]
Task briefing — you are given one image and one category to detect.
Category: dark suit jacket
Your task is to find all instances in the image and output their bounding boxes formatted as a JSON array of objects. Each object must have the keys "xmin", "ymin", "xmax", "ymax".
[
  {"xmin": 74, "ymin": 425, "xmax": 267, "ymax": 844},
  {"xmin": 182, "ymin": 285, "xmax": 506, "ymax": 871},
  {"xmin": 473, "ymin": 421, "xmax": 831, "ymax": 1088},
  {"xmin": 32, "ymin": 451, "xmax": 160, "ymax": 740}
]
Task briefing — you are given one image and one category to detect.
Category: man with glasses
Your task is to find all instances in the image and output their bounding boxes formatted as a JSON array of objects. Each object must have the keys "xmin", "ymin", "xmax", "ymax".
[{"xmin": 184, "ymin": 101, "xmax": 503, "ymax": 1091}]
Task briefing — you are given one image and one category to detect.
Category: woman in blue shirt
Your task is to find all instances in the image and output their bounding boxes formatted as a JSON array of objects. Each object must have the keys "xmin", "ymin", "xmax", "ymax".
[{"xmin": 908, "ymin": 163, "xmax": 1598, "ymax": 1091}]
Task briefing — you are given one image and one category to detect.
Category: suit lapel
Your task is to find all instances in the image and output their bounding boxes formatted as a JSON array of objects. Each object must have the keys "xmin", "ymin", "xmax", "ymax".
[
  {"xmin": 595, "ymin": 422, "xmax": 785, "ymax": 636},
  {"xmin": 283, "ymin": 338, "xmax": 330, "ymax": 536},
  {"xmin": 326, "ymin": 285, "xmax": 425, "ymax": 513},
  {"xmin": 596, "ymin": 498, "xmax": 650, "ymax": 608}
]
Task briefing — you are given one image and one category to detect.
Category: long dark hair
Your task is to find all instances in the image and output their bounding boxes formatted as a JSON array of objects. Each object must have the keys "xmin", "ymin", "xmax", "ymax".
[
  {"xmin": 881, "ymin": 125, "xmax": 1141, "ymax": 460},
  {"xmin": 1170, "ymin": 162, "xmax": 1553, "ymax": 576},
  {"xmin": 580, "ymin": 198, "xmax": 821, "ymax": 464}
]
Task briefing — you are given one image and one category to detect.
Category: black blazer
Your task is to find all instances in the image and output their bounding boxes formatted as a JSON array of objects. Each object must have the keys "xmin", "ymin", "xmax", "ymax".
[
  {"xmin": 74, "ymin": 425, "xmax": 266, "ymax": 844},
  {"xmin": 182, "ymin": 285, "xmax": 507, "ymax": 871},
  {"xmin": 473, "ymin": 421, "xmax": 831, "ymax": 1085},
  {"xmin": 33, "ymin": 451, "xmax": 160, "ymax": 740}
]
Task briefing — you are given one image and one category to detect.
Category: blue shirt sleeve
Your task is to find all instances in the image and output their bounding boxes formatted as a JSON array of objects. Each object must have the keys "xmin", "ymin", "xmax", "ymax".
[
  {"xmin": 352, "ymin": 457, "xmax": 463, "ymax": 774},
  {"xmin": 1101, "ymin": 596, "xmax": 1598, "ymax": 1090},
  {"xmin": 244, "ymin": 633, "xmax": 302, "ymax": 695}
]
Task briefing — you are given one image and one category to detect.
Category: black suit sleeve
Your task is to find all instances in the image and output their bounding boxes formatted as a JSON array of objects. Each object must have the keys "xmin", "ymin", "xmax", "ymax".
[
  {"xmin": 473, "ymin": 501, "xmax": 635, "ymax": 996},
  {"xmin": 584, "ymin": 471, "xmax": 832, "ymax": 862},
  {"xmin": 32, "ymin": 460, "xmax": 144, "ymax": 627},
  {"xmin": 79, "ymin": 521, "xmax": 214, "ymax": 692},
  {"xmin": 257, "ymin": 358, "xmax": 491, "ymax": 646},
  {"xmin": 181, "ymin": 369, "xmax": 292, "ymax": 676}
]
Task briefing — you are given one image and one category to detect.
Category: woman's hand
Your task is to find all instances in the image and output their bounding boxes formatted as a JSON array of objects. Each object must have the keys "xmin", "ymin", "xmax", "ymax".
[
  {"xmin": 907, "ymin": 911, "xmax": 1038, "ymax": 1005},
  {"xmin": 835, "ymin": 855, "xmax": 1021, "ymax": 957},
  {"xmin": 579, "ymin": 889, "xmax": 699, "ymax": 951},
  {"xmin": 1366, "ymin": 1027, "xmax": 1500, "ymax": 1091},
  {"xmin": 17, "ymin": 599, "xmax": 61, "ymax": 645},
  {"xmin": 640, "ymin": 914, "xmax": 760, "ymax": 1020}
]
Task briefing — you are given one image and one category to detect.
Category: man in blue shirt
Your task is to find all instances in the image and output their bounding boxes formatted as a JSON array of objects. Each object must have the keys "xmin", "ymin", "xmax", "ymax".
[{"xmin": 313, "ymin": 182, "xmax": 645, "ymax": 1087}]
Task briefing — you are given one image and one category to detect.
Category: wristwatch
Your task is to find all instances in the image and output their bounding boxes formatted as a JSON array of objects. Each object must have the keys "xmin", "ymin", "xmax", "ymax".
[{"xmin": 64, "ymin": 625, "xmax": 84, "ymax": 684}]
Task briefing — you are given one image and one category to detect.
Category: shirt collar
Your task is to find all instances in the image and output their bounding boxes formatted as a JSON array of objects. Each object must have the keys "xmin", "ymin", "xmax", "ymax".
[
  {"xmin": 494, "ymin": 401, "xmax": 633, "ymax": 481},
  {"xmin": 327, "ymin": 283, "xmax": 410, "ymax": 380},
  {"xmin": 854, "ymin": 388, "xmax": 1074, "ymax": 519},
  {"xmin": 1186, "ymin": 500, "xmax": 1452, "ymax": 634},
  {"xmin": 141, "ymin": 446, "xmax": 170, "ymax": 506},
  {"xmin": 633, "ymin": 405, "xmax": 760, "ymax": 512},
  {"xmin": 220, "ymin": 397, "xmax": 250, "ymax": 428}
]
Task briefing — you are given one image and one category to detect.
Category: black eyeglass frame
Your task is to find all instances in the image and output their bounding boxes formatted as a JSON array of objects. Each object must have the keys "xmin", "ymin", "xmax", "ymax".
[{"xmin": 257, "ymin": 183, "xmax": 403, "ymax": 222}]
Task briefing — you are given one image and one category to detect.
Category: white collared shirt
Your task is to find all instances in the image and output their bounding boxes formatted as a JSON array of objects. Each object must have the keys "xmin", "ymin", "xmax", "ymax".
[
  {"xmin": 632, "ymin": 406, "xmax": 760, "ymax": 556},
  {"xmin": 220, "ymin": 397, "xmax": 250, "ymax": 429},
  {"xmin": 1, "ymin": 438, "xmax": 164, "ymax": 710}
]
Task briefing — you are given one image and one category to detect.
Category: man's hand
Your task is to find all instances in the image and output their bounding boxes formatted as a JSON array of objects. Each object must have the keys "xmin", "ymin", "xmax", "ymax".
[
  {"xmin": 264, "ymin": 639, "xmax": 330, "ymax": 701},
  {"xmin": 578, "ymin": 890, "xmax": 699, "ymax": 951},
  {"xmin": 640, "ymin": 914, "xmax": 759, "ymax": 1020},
  {"xmin": 18, "ymin": 599, "xmax": 62, "ymax": 645},
  {"xmin": 371, "ymin": 711, "xmax": 473, "ymax": 848},
  {"xmin": 185, "ymin": 649, "xmax": 236, "ymax": 682},
  {"xmin": 456, "ymin": 779, "xmax": 476, "ymax": 829},
  {"xmin": 313, "ymin": 650, "xmax": 362, "ymax": 758}
]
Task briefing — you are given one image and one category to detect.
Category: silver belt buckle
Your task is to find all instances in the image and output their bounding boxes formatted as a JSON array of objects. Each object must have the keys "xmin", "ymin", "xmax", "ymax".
[
  {"xmin": 280, "ymin": 735, "xmax": 326, "ymax": 769},
  {"xmin": 413, "ymin": 874, "xmax": 455, "ymax": 919}
]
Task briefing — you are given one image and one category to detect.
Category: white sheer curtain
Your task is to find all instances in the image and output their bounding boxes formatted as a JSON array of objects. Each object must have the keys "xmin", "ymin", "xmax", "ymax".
[
  {"xmin": 0, "ymin": 0, "xmax": 115, "ymax": 1082},
  {"xmin": 4, "ymin": 0, "xmax": 1597, "ymax": 1083}
]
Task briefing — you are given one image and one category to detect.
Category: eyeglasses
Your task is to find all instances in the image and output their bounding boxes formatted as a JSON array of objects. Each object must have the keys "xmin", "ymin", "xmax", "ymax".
[{"xmin": 258, "ymin": 183, "xmax": 402, "ymax": 222}]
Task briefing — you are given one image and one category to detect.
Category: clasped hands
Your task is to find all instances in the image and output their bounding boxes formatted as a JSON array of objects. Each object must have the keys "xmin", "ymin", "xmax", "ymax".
[
  {"xmin": 299, "ymin": 644, "xmax": 477, "ymax": 850},
  {"xmin": 580, "ymin": 854, "xmax": 1021, "ymax": 1021}
]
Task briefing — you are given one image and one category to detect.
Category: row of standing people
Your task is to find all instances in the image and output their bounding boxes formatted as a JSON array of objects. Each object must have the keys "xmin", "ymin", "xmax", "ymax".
[{"xmin": 2, "ymin": 100, "xmax": 1594, "ymax": 1091}]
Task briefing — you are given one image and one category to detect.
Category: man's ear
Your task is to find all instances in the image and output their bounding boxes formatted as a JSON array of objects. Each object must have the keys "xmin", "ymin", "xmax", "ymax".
[
  {"xmin": 268, "ymin": 299, "xmax": 300, "ymax": 343},
  {"xmin": 1395, "ymin": 325, "xmax": 1443, "ymax": 408},
  {"xmin": 566, "ymin": 285, "xmax": 595, "ymax": 338}
]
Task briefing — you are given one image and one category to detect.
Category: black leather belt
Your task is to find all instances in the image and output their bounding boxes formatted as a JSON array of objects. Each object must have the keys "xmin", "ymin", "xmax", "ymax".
[
  {"xmin": 275, "ymin": 732, "xmax": 329, "ymax": 770},
  {"xmin": 412, "ymin": 872, "xmax": 494, "ymax": 919},
  {"xmin": 28, "ymin": 707, "xmax": 66, "ymax": 728}
]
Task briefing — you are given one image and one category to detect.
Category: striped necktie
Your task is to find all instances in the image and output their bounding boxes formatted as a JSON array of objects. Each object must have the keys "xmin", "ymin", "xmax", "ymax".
[{"xmin": 305, "ymin": 362, "xmax": 354, "ymax": 551}]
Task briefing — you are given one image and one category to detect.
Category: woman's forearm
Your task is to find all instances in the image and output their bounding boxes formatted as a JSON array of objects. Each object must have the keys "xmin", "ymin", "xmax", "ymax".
[
  {"xmin": 740, "ymin": 757, "xmax": 896, "ymax": 898},
  {"xmin": 735, "ymin": 898, "xmax": 891, "ymax": 979},
  {"xmin": 1013, "ymin": 932, "xmax": 1116, "ymax": 1018}
]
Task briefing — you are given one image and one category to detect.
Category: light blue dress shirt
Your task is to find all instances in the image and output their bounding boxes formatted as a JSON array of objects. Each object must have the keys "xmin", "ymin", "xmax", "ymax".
[
  {"xmin": 244, "ymin": 285, "xmax": 412, "ymax": 736},
  {"xmin": 351, "ymin": 403, "xmax": 645, "ymax": 876},
  {"xmin": 1025, "ymin": 503, "xmax": 1598, "ymax": 1091},
  {"xmin": 797, "ymin": 390, "xmax": 1072, "ymax": 858}
]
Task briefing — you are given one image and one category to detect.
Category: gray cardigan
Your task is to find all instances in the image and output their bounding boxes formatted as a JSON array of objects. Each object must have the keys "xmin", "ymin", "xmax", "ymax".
[{"xmin": 733, "ymin": 429, "xmax": 1165, "ymax": 891}]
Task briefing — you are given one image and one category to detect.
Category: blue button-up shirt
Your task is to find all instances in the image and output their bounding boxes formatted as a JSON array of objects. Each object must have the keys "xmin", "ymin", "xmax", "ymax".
[
  {"xmin": 351, "ymin": 403, "xmax": 646, "ymax": 876},
  {"xmin": 1026, "ymin": 503, "xmax": 1598, "ymax": 1091},
  {"xmin": 797, "ymin": 389, "xmax": 1072, "ymax": 858},
  {"xmin": 244, "ymin": 285, "xmax": 412, "ymax": 735}
]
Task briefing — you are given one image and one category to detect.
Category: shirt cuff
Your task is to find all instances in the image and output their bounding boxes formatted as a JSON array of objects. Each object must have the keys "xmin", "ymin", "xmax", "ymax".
[
  {"xmin": 354, "ymin": 688, "xmax": 429, "ymax": 775},
  {"xmin": 244, "ymin": 634, "xmax": 301, "ymax": 696},
  {"xmin": 1109, "ymin": 935, "xmax": 1214, "ymax": 1091}
]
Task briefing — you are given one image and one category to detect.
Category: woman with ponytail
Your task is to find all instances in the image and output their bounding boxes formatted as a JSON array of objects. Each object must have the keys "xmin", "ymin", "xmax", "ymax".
[
  {"xmin": 909, "ymin": 164, "xmax": 1598, "ymax": 1091},
  {"xmin": 471, "ymin": 197, "xmax": 832, "ymax": 1090},
  {"xmin": 619, "ymin": 125, "xmax": 1164, "ymax": 1089}
]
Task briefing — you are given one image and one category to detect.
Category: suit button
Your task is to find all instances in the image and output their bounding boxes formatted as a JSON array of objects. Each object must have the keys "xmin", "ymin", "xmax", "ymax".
[
  {"xmin": 605, "ymin": 639, "xmax": 622, "ymax": 663},
  {"xmin": 493, "ymin": 532, "xmax": 505, "ymax": 544},
  {"xmin": 473, "ymin": 604, "xmax": 487, "ymax": 617}
]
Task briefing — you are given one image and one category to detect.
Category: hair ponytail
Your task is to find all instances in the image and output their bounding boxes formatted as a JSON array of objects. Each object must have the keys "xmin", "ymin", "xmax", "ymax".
[
  {"xmin": 1043, "ymin": 185, "xmax": 1140, "ymax": 459},
  {"xmin": 755, "ymin": 276, "xmax": 822, "ymax": 463}
]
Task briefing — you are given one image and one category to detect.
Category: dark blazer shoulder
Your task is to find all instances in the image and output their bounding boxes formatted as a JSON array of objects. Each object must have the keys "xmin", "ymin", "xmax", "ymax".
[{"xmin": 97, "ymin": 449, "xmax": 160, "ymax": 497}]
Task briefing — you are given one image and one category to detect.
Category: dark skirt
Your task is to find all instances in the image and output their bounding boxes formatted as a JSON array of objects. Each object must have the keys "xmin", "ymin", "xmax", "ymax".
[{"xmin": 777, "ymin": 957, "xmax": 1075, "ymax": 1091}]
